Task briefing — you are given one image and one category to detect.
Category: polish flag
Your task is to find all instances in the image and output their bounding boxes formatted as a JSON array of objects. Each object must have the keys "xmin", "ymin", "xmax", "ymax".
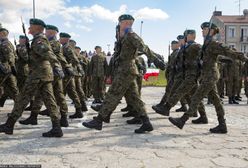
[{"xmin": 143, "ymin": 68, "xmax": 160, "ymax": 81}]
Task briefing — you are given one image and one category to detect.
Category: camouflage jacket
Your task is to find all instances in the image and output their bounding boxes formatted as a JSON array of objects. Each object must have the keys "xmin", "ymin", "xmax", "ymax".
[
  {"xmin": 89, "ymin": 52, "xmax": 108, "ymax": 77},
  {"xmin": 29, "ymin": 33, "xmax": 59, "ymax": 81},
  {"xmin": 16, "ymin": 44, "xmax": 29, "ymax": 76},
  {"xmin": 135, "ymin": 56, "xmax": 146, "ymax": 76},
  {"xmin": 0, "ymin": 38, "xmax": 16, "ymax": 76},
  {"xmin": 166, "ymin": 49, "xmax": 179, "ymax": 79},
  {"xmin": 117, "ymin": 32, "xmax": 159, "ymax": 76},
  {"xmin": 200, "ymin": 40, "xmax": 248, "ymax": 82},
  {"xmin": 49, "ymin": 38, "xmax": 69, "ymax": 69},
  {"xmin": 62, "ymin": 43, "xmax": 82, "ymax": 76}
]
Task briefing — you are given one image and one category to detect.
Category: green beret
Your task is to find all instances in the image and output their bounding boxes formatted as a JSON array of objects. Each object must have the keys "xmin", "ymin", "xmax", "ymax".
[
  {"xmin": 46, "ymin": 24, "xmax": 59, "ymax": 32},
  {"xmin": 171, "ymin": 40, "xmax": 178, "ymax": 45},
  {"xmin": 95, "ymin": 46, "xmax": 101, "ymax": 50},
  {"xmin": 201, "ymin": 22, "xmax": 218, "ymax": 29},
  {"xmin": 184, "ymin": 29, "xmax": 196, "ymax": 36},
  {"xmin": 59, "ymin": 32, "xmax": 71, "ymax": 38},
  {"xmin": 69, "ymin": 39, "xmax": 76, "ymax": 45},
  {"xmin": 29, "ymin": 18, "xmax": 46, "ymax": 27},
  {"xmin": 19, "ymin": 35, "xmax": 29, "ymax": 41},
  {"xmin": 0, "ymin": 28, "xmax": 9, "ymax": 33},
  {"xmin": 118, "ymin": 14, "xmax": 135, "ymax": 22},
  {"xmin": 177, "ymin": 35, "xmax": 184, "ymax": 40},
  {"xmin": 75, "ymin": 46, "xmax": 81, "ymax": 50}
]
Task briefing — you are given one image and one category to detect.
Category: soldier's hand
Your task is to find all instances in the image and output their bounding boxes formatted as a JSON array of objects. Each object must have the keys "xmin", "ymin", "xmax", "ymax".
[
  {"xmin": 77, "ymin": 65, "xmax": 85, "ymax": 76},
  {"xmin": 153, "ymin": 57, "xmax": 166, "ymax": 70},
  {"xmin": 65, "ymin": 67, "xmax": 75, "ymax": 77},
  {"xmin": 53, "ymin": 67, "xmax": 65, "ymax": 79}
]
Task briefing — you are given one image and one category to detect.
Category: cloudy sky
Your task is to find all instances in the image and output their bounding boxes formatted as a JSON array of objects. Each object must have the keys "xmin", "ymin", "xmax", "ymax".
[{"xmin": 1, "ymin": 0, "xmax": 248, "ymax": 60}]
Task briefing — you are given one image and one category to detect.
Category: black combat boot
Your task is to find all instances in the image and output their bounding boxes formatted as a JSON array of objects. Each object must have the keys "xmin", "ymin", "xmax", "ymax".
[
  {"xmin": 134, "ymin": 116, "xmax": 153, "ymax": 133},
  {"xmin": 0, "ymin": 96, "xmax": 7, "ymax": 107},
  {"xmin": 228, "ymin": 97, "xmax": 233, "ymax": 104},
  {"xmin": 152, "ymin": 102, "xmax": 164, "ymax": 112},
  {"xmin": 42, "ymin": 120, "xmax": 63, "ymax": 137},
  {"xmin": 19, "ymin": 112, "xmax": 38, "ymax": 125},
  {"xmin": 190, "ymin": 112, "xmax": 198, "ymax": 118},
  {"xmin": 91, "ymin": 104, "xmax": 102, "ymax": 112},
  {"xmin": 175, "ymin": 104, "xmax": 188, "ymax": 112},
  {"xmin": 209, "ymin": 117, "xmax": 227, "ymax": 134},
  {"xmin": 39, "ymin": 109, "xmax": 50, "ymax": 116},
  {"xmin": 82, "ymin": 115, "xmax": 103, "ymax": 130},
  {"xmin": 192, "ymin": 115, "xmax": 208, "ymax": 124},
  {"xmin": 235, "ymin": 96, "xmax": 242, "ymax": 101},
  {"xmin": 232, "ymin": 96, "xmax": 239, "ymax": 104},
  {"xmin": 60, "ymin": 115, "xmax": 69, "ymax": 127},
  {"xmin": 154, "ymin": 103, "xmax": 171, "ymax": 116},
  {"xmin": 126, "ymin": 117, "xmax": 142, "ymax": 125},
  {"xmin": 0, "ymin": 117, "xmax": 16, "ymax": 135},
  {"xmin": 25, "ymin": 100, "xmax": 34, "ymax": 111},
  {"xmin": 81, "ymin": 101, "xmax": 88, "ymax": 112},
  {"xmin": 121, "ymin": 105, "xmax": 132, "ymax": 112},
  {"xmin": 168, "ymin": 114, "xmax": 189, "ymax": 129},
  {"xmin": 69, "ymin": 108, "xmax": 83, "ymax": 119},
  {"xmin": 122, "ymin": 110, "xmax": 136, "ymax": 117}
]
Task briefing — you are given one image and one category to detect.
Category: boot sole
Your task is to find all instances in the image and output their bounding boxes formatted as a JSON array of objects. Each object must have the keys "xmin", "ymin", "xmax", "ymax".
[
  {"xmin": 19, "ymin": 122, "xmax": 38, "ymax": 125},
  {"xmin": 82, "ymin": 122, "xmax": 102, "ymax": 130},
  {"xmin": 168, "ymin": 117, "xmax": 183, "ymax": 129},
  {"xmin": 134, "ymin": 127, "xmax": 153, "ymax": 133}
]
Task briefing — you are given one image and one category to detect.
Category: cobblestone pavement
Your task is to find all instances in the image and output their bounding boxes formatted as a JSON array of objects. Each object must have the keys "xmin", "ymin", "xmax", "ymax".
[{"xmin": 0, "ymin": 87, "xmax": 248, "ymax": 168}]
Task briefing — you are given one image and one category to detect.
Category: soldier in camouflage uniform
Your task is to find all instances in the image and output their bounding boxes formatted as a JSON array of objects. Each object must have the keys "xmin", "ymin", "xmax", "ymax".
[
  {"xmin": 19, "ymin": 24, "xmax": 70, "ymax": 127},
  {"xmin": 0, "ymin": 18, "xmax": 63, "ymax": 137},
  {"xmin": 152, "ymin": 40, "xmax": 179, "ymax": 110},
  {"xmin": 217, "ymin": 62, "xmax": 226, "ymax": 98},
  {"xmin": 169, "ymin": 22, "xmax": 248, "ymax": 134},
  {"xmin": 16, "ymin": 35, "xmax": 29, "ymax": 90},
  {"xmin": 89, "ymin": 46, "xmax": 108, "ymax": 104},
  {"xmin": 0, "ymin": 28, "xmax": 19, "ymax": 102},
  {"xmin": 154, "ymin": 30, "xmax": 207, "ymax": 123},
  {"xmin": 60, "ymin": 33, "xmax": 87, "ymax": 119},
  {"xmin": 69, "ymin": 41, "xmax": 87, "ymax": 106},
  {"xmin": 244, "ymin": 60, "xmax": 248, "ymax": 104},
  {"xmin": 83, "ymin": 14, "xmax": 165, "ymax": 133},
  {"xmin": 80, "ymin": 51, "xmax": 90, "ymax": 98}
]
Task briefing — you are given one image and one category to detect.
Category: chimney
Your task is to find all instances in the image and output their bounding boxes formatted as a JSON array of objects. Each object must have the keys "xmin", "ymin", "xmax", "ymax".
[{"xmin": 213, "ymin": 11, "xmax": 222, "ymax": 16}]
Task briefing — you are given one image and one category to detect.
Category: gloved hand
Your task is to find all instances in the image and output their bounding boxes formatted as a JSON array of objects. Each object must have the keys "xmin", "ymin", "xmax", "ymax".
[
  {"xmin": 0, "ymin": 63, "xmax": 11, "ymax": 75},
  {"xmin": 77, "ymin": 64, "xmax": 85, "ymax": 76},
  {"xmin": 64, "ymin": 67, "xmax": 75, "ymax": 77},
  {"xmin": 11, "ymin": 66, "xmax": 17, "ymax": 76},
  {"xmin": 53, "ymin": 67, "xmax": 65, "ymax": 79},
  {"xmin": 153, "ymin": 57, "xmax": 166, "ymax": 70}
]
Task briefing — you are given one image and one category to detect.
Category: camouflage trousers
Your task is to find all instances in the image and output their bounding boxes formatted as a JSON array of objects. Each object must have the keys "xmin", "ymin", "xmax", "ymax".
[
  {"xmin": 63, "ymin": 76, "xmax": 81, "ymax": 109},
  {"xmin": 17, "ymin": 75, "xmax": 28, "ymax": 91},
  {"xmin": 32, "ymin": 76, "xmax": 68, "ymax": 116},
  {"xmin": 166, "ymin": 76, "xmax": 206, "ymax": 116},
  {"xmin": 217, "ymin": 77, "xmax": 225, "ymax": 96},
  {"xmin": 226, "ymin": 75, "xmax": 240, "ymax": 97},
  {"xmin": 186, "ymin": 79, "xmax": 224, "ymax": 118},
  {"xmin": 99, "ymin": 73, "xmax": 147, "ymax": 120},
  {"xmin": 92, "ymin": 76, "xmax": 105, "ymax": 100},
  {"xmin": 162, "ymin": 74, "xmax": 187, "ymax": 106},
  {"xmin": 9, "ymin": 78, "xmax": 60, "ymax": 122},
  {"xmin": 0, "ymin": 74, "xmax": 19, "ymax": 101},
  {"xmin": 75, "ymin": 76, "xmax": 86, "ymax": 102},
  {"xmin": 244, "ymin": 79, "xmax": 248, "ymax": 97}
]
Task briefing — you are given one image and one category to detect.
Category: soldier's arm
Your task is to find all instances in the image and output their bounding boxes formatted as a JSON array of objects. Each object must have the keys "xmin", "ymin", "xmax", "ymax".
[{"xmin": 18, "ymin": 47, "xmax": 29, "ymax": 62}]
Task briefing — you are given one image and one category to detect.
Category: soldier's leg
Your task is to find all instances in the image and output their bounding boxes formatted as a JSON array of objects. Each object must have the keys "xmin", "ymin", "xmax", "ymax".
[
  {"xmin": 99, "ymin": 76, "xmax": 106, "ymax": 100},
  {"xmin": 226, "ymin": 75, "xmax": 235, "ymax": 104},
  {"xmin": 136, "ymin": 75, "xmax": 143, "ymax": 96},
  {"xmin": 40, "ymin": 81, "xmax": 63, "ymax": 137},
  {"xmin": 54, "ymin": 78, "xmax": 68, "ymax": 116},
  {"xmin": 75, "ymin": 76, "xmax": 87, "ymax": 112},
  {"xmin": 65, "ymin": 78, "xmax": 83, "ymax": 118},
  {"xmin": 92, "ymin": 76, "xmax": 99, "ymax": 101},
  {"xmin": 3, "ymin": 75, "xmax": 19, "ymax": 101}
]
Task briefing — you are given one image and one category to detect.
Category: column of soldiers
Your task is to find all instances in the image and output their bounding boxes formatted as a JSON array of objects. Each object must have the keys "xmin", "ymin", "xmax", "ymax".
[{"xmin": 1, "ymin": 15, "xmax": 248, "ymax": 138}]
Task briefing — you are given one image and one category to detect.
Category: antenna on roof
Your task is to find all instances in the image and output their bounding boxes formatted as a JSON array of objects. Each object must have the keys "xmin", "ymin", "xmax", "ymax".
[
  {"xmin": 235, "ymin": 0, "xmax": 243, "ymax": 15},
  {"xmin": 215, "ymin": 6, "xmax": 217, "ymax": 12}
]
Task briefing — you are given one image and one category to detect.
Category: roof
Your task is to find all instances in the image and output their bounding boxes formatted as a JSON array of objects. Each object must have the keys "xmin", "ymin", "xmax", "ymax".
[{"xmin": 213, "ymin": 15, "xmax": 248, "ymax": 24}]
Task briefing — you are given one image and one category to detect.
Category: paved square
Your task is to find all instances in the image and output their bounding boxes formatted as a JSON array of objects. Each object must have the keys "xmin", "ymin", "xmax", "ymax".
[{"xmin": 0, "ymin": 87, "xmax": 247, "ymax": 168}]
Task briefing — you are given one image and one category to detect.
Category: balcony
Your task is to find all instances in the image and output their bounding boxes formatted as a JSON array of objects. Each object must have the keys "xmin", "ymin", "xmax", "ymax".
[{"xmin": 240, "ymin": 36, "xmax": 248, "ymax": 43}]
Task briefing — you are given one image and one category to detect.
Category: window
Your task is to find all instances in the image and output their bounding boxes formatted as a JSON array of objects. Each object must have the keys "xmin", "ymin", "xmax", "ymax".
[
  {"xmin": 241, "ymin": 44, "xmax": 248, "ymax": 53},
  {"xmin": 228, "ymin": 27, "xmax": 236, "ymax": 38},
  {"xmin": 241, "ymin": 27, "xmax": 248, "ymax": 42},
  {"xmin": 228, "ymin": 43, "xmax": 236, "ymax": 49}
]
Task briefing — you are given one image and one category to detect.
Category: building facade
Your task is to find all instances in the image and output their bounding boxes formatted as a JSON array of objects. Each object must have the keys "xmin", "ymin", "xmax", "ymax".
[{"xmin": 211, "ymin": 9, "xmax": 248, "ymax": 54}]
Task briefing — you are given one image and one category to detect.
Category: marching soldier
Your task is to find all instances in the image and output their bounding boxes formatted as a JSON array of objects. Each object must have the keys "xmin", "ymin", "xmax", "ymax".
[
  {"xmin": 168, "ymin": 22, "xmax": 248, "ymax": 134},
  {"xmin": 0, "ymin": 18, "xmax": 63, "ymax": 137}
]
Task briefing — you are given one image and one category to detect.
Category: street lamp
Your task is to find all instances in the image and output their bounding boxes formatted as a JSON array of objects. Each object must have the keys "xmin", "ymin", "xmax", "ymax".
[{"xmin": 140, "ymin": 21, "xmax": 143, "ymax": 37}]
